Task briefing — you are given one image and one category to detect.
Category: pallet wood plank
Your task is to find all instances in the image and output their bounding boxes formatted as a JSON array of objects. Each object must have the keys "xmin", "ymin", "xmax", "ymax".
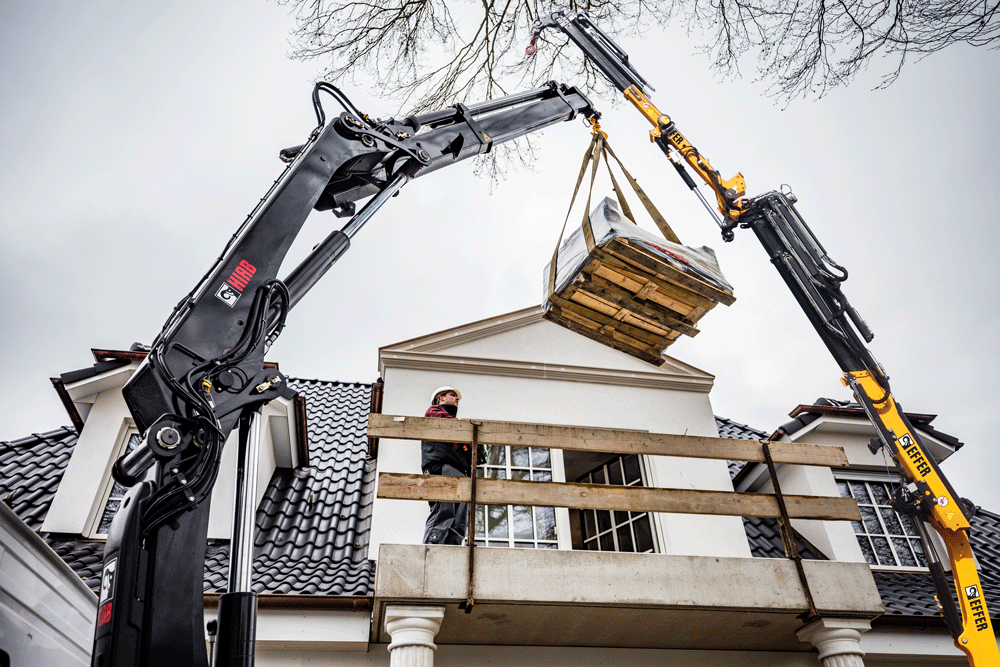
[
  {"xmin": 547, "ymin": 307, "xmax": 667, "ymax": 365},
  {"xmin": 377, "ymin": 473, "xmax": 861, "ymax": 521},
  {"xmin": 588, "ymin": 270, "xmax": 693, "ymax": 323},
  {"xmin": 552, "ymin": 291, "xmax": 677, "ymax": 346},
  {"xmin": 592, "ymin": 252, "xmax": 716, "ymax": 319},
  {"xmin": 587, "ymin": 261, "xmax": 696, "ymax": 318},
  {"xmin": 368, "ymin": 414, "xmax": 851, "ymax": 469},
  {"xmin": 605, "ymin": 240, "xmax": 737, "ymax": 306},
  {"xmin": 574, "ymin": 278, "xmax": 701, "ymax": 337}
]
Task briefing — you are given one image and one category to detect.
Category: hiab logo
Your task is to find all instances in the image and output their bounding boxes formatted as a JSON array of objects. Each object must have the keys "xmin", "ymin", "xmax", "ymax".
[{"xmin": 215, "ymin": 259, "xmax": 257, "ymax": 308}]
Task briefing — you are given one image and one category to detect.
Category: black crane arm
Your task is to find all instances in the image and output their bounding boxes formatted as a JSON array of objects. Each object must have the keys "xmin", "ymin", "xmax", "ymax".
[{"xmin": 93, "ymin": 81, "xmax": 597, "ymax": 667}]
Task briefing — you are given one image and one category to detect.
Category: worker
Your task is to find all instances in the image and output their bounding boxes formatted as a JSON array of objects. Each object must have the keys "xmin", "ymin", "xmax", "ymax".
[{"xmin": 422, "ymin": 386, "xmax": 472, "ymax": 545}]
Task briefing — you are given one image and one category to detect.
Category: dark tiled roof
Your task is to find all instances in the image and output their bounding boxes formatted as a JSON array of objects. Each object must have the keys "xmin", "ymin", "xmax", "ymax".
[
  {"xmin": 47, "ymin": 538, "xmax": 107, "ymax": 594},
  {"xmin": 203, "ymin": 378, "xmax": 376, "ymax": 595},
  {"xmin": 742, "ymin": 517, "xmax": 825, "ymax": 560},
  {"xmin": 3, "ymin": 379, "xmax": 375, "ymax": 599},
  {"xmin": 875, "ymin": 509, "xmax": 1000, "ymax": 621},
  {"xmin": 715, "ymin": 416, "xmax": 768, "ymax": 481},
  {"xmin": 1, "ymin": 426, "xmax": 78, "ymax": 531}
]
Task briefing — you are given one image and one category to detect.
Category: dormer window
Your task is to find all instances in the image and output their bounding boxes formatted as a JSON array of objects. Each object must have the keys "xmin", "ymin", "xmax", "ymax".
[
  {"xmin": 93, "ymin": 430, "xmax": 141, "ymax": 537},
  {"xmin": 837, "ymin": 475, "xmax": 928, "ymax": 568}
]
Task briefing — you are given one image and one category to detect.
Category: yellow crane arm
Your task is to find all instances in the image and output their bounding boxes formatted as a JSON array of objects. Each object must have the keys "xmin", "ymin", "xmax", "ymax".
[
  {"xmin": 623, "ymin": 86, "xmax": 748, "ymax": 222},
  {"xmin": 849, "ymin": 371, "xmax": 999, "ymax": 666}
]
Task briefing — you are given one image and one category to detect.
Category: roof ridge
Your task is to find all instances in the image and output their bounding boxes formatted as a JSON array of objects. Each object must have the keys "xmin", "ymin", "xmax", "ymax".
[{"xmin": 1, "ymin": 425, "xmax": 77, "ymax": 447}]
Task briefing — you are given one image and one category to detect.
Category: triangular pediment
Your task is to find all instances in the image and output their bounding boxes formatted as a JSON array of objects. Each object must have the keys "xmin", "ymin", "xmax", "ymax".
[{"xmin": 379, "ymin": 306, "xmax": 714, "ymax": 393}]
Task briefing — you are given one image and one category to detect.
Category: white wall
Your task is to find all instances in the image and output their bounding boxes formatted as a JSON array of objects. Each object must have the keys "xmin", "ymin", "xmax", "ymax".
[{"xmin": 369, "ymin": 316, "xmax": 752, "ymax": 559}]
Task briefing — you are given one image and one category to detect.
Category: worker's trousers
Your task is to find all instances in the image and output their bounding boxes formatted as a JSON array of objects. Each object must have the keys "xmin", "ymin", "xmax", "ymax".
[{"xmin": 422, "ymin": 463, "xmax": 469, "ymax": 545}]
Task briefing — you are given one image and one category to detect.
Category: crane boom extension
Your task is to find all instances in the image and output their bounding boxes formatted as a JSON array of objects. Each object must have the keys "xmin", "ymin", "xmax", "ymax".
[
  {"xmin": 92, "ymin": 81, "xmax": 597, "ymax": 667},
  {"xmin": 530, "ymin": 11, "xmax": 998, "ymax": 666},
  {"xmin": 529, "ymin": 11, "xmax": 748, "ymax": 225}
]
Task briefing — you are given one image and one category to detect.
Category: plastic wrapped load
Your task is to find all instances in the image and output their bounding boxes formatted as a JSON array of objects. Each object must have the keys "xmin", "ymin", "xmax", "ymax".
[{"xmin": 542, "ymin": 196, "xmax": 735, "ymax": 365}]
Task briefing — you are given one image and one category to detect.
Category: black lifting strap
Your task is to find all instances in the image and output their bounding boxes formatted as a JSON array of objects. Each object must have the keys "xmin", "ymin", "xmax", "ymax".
[
  {"xmin": 454, "ymin": 103, "xmax": 494, "ymax": 153},
  {"xmin": 546, "ymin": 124, "xmax": 682, "ymax": 310},
  {"xmin": 460, "ymin": 421, "xmax": 482, "ymax": 614},
  {"xmin": 762, "ymin": 442, "xmax": 819, "ymax": 620}
]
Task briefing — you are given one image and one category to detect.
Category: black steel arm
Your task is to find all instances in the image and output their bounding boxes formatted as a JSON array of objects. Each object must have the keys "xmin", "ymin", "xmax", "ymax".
[{"xmin": 92, "ymin": 81, "xmax": 597, "ymax": 667}]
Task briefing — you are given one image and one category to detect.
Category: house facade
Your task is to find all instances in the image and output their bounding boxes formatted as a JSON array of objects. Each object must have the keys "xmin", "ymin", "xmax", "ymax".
[{"xmin": 2, "ymin": 306, "xmax": 997, "ymax": 666}]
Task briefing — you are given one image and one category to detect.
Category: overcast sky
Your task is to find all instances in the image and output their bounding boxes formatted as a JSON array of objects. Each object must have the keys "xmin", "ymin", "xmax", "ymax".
[{"xmin": 2, "ymin": 2, "xmax": 997, "ymax": 509}]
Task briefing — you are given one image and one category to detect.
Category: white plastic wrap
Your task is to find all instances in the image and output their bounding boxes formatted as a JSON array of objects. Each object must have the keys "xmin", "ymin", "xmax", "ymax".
[{"xmin": 543, "ymin": 196, "xmax": 733, "ymax": 307}]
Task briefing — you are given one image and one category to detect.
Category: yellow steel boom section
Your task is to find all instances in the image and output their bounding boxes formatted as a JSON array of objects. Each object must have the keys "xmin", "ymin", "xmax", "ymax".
[
  {"xmin": 623, "ymin": 86, "xmax": 748, "ymax": 221},
  {"xmin": 849, "ymin": 371, "xmax": 999, "ymax": 666}
]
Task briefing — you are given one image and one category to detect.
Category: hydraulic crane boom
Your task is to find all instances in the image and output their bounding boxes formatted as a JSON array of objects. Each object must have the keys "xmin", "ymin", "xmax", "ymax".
[
  {"xmin": 93, "ymin": 81, "xmax": 598, "ymax": 667},
  {"xmin": 528, "ymin": 11, "xmax": 748, "ymax": 226},
  {"xmin": 530, "ymin": 10, "xmax": 998, "ymax": 666}
]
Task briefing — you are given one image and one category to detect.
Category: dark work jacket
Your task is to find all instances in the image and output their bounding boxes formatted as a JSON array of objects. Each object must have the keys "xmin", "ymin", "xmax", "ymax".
[{"xmin": 421, "ymin": 404, "xmax": 471, "ymax": 475}]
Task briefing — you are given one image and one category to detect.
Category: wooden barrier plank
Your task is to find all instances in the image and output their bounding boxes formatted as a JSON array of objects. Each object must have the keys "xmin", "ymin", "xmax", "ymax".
[
  {"xmin": 368, "ymin": 414, "xmax": 850, "ymax": 468},
  {"xmin": 377, "ymin": 473, "xmax": 862, "ymax": 521}
]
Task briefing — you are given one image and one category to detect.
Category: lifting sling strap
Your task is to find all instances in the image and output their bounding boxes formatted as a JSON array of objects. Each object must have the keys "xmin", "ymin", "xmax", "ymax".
[{"xmin": 546, "ymin": 122, "xmax": 681, "ymax": 308}]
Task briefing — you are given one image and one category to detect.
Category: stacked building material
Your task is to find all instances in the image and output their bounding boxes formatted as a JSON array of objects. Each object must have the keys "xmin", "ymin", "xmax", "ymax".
[{"xmin": 543, "ymin": 197, "xmax": 735, "ymax": 365}]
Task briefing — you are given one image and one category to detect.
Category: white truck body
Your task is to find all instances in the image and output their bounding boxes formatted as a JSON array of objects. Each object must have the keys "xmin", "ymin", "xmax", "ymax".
[{"xmin": 0, "ymin": 502, "xmax": 96, "ymax": 666}]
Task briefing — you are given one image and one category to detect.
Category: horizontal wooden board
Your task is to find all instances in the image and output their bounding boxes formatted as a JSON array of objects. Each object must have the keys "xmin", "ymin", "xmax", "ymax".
[
  {"xmin": 589, "ymin": 252, "xmax": 717, "ymax": 322},
  {"xmin": 368, "ymin": 414, "xmax": 850, "ymax": 468},
  {"xmin": 377, "ymin": 473, "xmax": 861, "ymax": 521}
]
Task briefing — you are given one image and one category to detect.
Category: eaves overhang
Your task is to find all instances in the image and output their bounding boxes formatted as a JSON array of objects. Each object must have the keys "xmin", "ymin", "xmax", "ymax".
[{"xmin": 379, "ymin": 350, "xmax": 715, "ymax": 393}]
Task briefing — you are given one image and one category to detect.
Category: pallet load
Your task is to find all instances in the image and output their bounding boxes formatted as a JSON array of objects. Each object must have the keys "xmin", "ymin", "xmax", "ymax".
[{"xmin": 543, "ymin": 196, "xmax": 735, "ymax": 366}]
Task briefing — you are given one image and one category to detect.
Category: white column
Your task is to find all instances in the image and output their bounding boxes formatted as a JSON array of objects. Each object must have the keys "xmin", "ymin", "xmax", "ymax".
[
  {"xmin": 797, "ymin": 618, "xmax": 872, "ymax": 667},
  {"xmin": 385, "ymin": 605, "xmax": 446, "ymax": 667}
]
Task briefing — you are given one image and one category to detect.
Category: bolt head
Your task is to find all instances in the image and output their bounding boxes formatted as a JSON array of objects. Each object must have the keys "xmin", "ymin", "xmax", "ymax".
[{"xmin": 157, "ymin": 427, "xmax": 181, "ymax": 449}]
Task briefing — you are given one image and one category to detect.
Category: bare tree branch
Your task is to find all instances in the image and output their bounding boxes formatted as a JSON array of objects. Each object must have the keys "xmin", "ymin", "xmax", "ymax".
[{"xmin": 279, "ymin": 0, "xmax": 998, "ymax": 173}]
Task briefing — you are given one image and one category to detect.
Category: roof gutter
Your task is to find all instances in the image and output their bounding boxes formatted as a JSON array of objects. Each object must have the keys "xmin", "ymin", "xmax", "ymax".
[
  {"xmin": 203, "ymin": 594, "xmax": 372, "ymax": 611},
  {"xmin": 49, "ymin": 377, "xmax": 84, "ymax": 433}
]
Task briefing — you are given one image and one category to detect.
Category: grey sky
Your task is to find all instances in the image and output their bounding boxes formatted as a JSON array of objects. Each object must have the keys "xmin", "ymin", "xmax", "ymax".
[{"xmin": 1, "ymin": 2, "xmax": 997, "ymax": 510}]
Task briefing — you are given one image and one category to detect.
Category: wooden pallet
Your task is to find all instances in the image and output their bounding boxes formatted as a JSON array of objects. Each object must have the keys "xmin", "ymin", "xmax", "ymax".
[{"xmin": 545, "ymin": 237, "xmax": 735, "ymax": 366}]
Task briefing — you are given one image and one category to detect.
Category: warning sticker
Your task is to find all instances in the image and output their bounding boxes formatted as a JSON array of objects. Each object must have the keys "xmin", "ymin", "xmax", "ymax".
[
  {"xmin": 216, "ymin": 283, "xmax": 241, "ymax": 308},
  {"xmin": 100, "ymin": 558, "xmax": 117, "ymax": 604}
]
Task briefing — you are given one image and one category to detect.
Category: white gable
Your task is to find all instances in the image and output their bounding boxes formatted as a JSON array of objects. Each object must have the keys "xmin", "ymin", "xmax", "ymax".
[{"xmin": 379, "ymin": 306, "xmax": 714, "ymax": 392}]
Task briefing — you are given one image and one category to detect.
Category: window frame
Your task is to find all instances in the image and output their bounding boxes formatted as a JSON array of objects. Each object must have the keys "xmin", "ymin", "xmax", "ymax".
[
  {"xmin": 473, "ymin": 443, "xmax": 564, "ymax": 550},
  {"xmin": 835, "ymin": 471, "xmax": 931, "ymax": 572},
  {"xmin": 87, "ymin": 422, "xmax": 140, "ymax": 539},
  {"xmin": 575, "ymin": 453, "xmax": 658, "ymax": 554}
]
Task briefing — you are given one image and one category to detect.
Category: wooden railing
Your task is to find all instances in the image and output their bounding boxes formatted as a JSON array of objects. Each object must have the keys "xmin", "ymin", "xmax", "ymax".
[
  {"xmin": 369, "ymin": 414, "xmax": 860, "ymax": 522},
  {"xmin": 368, "ymin": 413, "xmax": 862, "ymax": 614}
]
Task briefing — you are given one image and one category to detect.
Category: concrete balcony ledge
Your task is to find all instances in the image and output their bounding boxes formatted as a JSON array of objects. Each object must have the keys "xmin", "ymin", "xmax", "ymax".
[{"xmin": 373, "ymin": 544, "xmax": 883, "ymax": 651}]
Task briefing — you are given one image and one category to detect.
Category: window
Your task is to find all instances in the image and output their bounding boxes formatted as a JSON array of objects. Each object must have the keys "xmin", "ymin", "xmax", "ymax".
[
  {"xmin": 94, "ymin": 431, "xmax": 141, "ymax": 537},
  {"xmin": 474, "ymin": 445, "xmax": 558, "ymax": 549},
  {"xmin": 837, "ymin": 477, "xmax": 928, "ymax": 568},
  {"xmin": 577, "ymin": 454, "xmax": 655, "ymax": 553}
]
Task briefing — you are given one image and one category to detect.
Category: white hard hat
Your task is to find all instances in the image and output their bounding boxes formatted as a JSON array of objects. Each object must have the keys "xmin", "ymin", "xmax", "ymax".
[{"xmin": 431, "ymin": 386, "xmax": 462, "ymax": 404}]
